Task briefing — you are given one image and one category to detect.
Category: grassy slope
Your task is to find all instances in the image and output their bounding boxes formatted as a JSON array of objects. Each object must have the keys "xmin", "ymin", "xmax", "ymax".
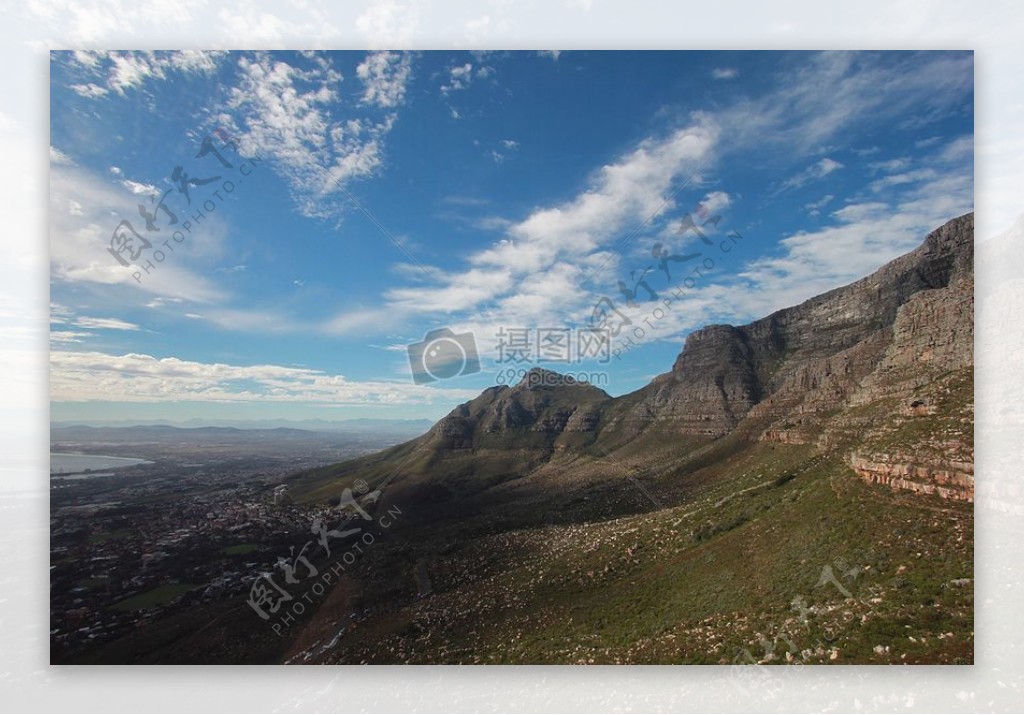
[{"xmin": 297, "ymin": 436, "xmax": 971, "ymax": 664}]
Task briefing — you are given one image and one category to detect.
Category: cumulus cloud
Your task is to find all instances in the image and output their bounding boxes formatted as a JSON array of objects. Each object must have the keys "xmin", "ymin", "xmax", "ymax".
[
  {"xmin": 63, "ymin": 51, "xmax": 227, "ymax": 96},
  {"xmin": 220, "ymin": 52, "xmax": 399, "ymax": 217},
  {"xmin": 356, "ymin": 51, "xmax": 413, "ymax": 108},
  {"xmin": 441, "ymin": 62, "xmax": 476, "ymax": 94}
]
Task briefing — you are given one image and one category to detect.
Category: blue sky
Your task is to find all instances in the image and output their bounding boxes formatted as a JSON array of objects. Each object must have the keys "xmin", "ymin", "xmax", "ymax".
[{"xmin": 49, "ymin": 50, "xmax": 973, "ymax": 424}]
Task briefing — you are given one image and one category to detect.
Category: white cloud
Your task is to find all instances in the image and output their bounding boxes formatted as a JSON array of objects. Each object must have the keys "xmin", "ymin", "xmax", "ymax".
[
  {"xmin": 69, "ymin": 83, "xmax": 108, "ymax": 98},
  {"xmin": 728, "ymin": 138, "xmax": 972, "ymax": 322},
  {"xmin": 607, "ymin": 172, "xmax": 971, "ymax": 349},
  {"xmin": 145, "ymin": 297, "xmax": 183, "ymax": 309},
  {"xmin": 697, "ymin": 190, "xmax": 731, "ymax": 216},
  {"xmin": 49, "ymin": 160, "xmax": 228, "ymax": 303},
  {"xmin": 805, "ymin": 194, "xmax": 835, "ymax": 216},
  {"xmin": 222, "ymin": 52, "xmax": 399, "ymax": 217},
  {"xmin": 713, "ymin": 52, "xmax": 972, "ymax": 155},
  {"xmin": 777, "ymin": 157, "xmax": 844, "ymax": 193},
  {"xmin": 711, "ymin": 67, "xmax": 738, "ymax": 80},
  {"xmin": 64, "ymin": 51, "xmax": 227, "ymax": 97},
  {"xmin": 869, "ymin": 168, "xmax": 939, "ymax": 192},
  {"xmin": 869, "ymin": 157, "xmax": 912, "ymax": 173},
  {"xmin": 356, "ymin": 51, "xmax": 413, "ymax": 108},
  {"xmin": 50, "ymin": 350, "xmax": 478, "ymax": 406},
  {"xmin": 441, "ymin": 62, "xmax": 476, "ymax": 94},
  {"xmin": 73, "ymin": 316, "xmax": 139, "ymax": 331},
  {"xmin": 50, "ymin": 330, "xmax": 93, "ymax": 344},
  {"xmin": 49, "ymin": 146, "xmax": 73, "ymax": 165},
  {"xmin": 328, "ymin": 120, "xmax": 718, "ymax": 335},
  {"xmin": 538, "ymin": 50, "xmax": 561, "ymax": 61},
  {"xmin": 120, "ymin": 179, "xmax": 160, "ymax": 196}
]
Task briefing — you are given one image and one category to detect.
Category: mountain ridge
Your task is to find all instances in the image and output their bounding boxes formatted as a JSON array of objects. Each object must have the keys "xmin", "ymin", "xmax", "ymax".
[{"xmin": 291, "ymin": 212, "xmax": 973, "ymax": 512}]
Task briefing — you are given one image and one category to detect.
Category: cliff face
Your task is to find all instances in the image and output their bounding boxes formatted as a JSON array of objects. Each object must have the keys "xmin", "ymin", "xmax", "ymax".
[
  {"xmin": 610, "ymin": 214, "xmax": 973, "ymax": 440},
  {"xmin": 591, "ymin": 214, "xmax": 974, "ymax": 501}
]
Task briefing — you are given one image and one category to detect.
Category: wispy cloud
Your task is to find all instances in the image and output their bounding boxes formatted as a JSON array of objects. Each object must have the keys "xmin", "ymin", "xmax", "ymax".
[
  {"xmin": 69, "ymin": 83, "xmax": 107, "ymax": 98},
  {"xmin": 711, "ymin": 67, "xmax": 738, "ymax": 80},
  {"xmin": 712, "ymin": 51, "xmax": 972, "ymax": 154},
  {"xmin": 120, "ymin": 179, "xmax": 160, "ymax": 197},
  {"xmin": 72, "ymin": 317, "xmax": 139, "ymax": 331},
  {"xmin": 50, "ymin": 330, "xmax": 93, "ymax": 344},
  {"xmin": 776, "ymin": 157, "xmax": 844, "ymax": 194},
  {"xmin": 804, "ymin": 194, "xmax": 835, "ymax": 216},
  {"xmin": 49, "ymin": 157, "xmax": 228, "ymax": 303},
  {"xmin": 329, "ymin": 52, "xmax": 972, "ymax": 353},
  {"xmin": 329, "ymin": 119, "xmax": 718, "ymax": 334}
]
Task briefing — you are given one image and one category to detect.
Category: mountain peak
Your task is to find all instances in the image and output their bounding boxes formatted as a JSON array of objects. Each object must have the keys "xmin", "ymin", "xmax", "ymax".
[{"xmin": 514, "ymin": 367, "xmax": 587, "ymax": 390}]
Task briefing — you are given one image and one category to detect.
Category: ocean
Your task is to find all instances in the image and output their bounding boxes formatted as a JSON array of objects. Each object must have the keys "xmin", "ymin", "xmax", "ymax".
[{"xmin": 50, "ymin": 453, "xmax": 151, "ymax": 476}]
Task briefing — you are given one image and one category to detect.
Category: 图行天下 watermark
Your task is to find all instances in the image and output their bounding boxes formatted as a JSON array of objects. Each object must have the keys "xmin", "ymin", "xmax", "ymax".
[
  {"xmin": 106, "ymin": 128, "xmax": 262, "ymax": 283},
  {"xmin": 245, "ymin": 479, "xmax": 402, "ymax": 635},
  {"xmin": 589, "ymin": 196, "xmax": 746, "ymax": 360}
]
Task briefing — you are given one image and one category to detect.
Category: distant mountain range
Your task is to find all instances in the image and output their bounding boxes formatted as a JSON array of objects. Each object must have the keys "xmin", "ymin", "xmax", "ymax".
[{"xmin": 51, "ymin": 418, "xmax": 434, "ymax": 436}]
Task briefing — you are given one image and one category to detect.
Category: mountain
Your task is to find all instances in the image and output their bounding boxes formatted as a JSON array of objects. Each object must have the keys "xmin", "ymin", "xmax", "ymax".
[
  {"xmin": 269, "ymin": 214, "xmax": 974, "ymax": 665},
  {"xmin": 293, "ymin": 213, "xmax": 973, "ymax": 513}
]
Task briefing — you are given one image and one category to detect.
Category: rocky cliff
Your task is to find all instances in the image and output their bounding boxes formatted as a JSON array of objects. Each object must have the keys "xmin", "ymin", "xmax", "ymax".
[
  {"xmin": 596, "ymin": 213, "xmax": 974, "ymax": 500},
  {"xmin": 607, "ymin": 214, "xmax": 973, "ymax": 441}
]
